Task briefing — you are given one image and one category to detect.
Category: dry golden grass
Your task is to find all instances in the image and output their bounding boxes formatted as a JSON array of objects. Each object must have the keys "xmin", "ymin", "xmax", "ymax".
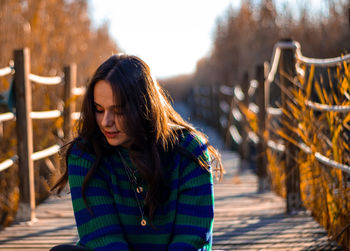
[{"xmin": 269, "ymin": 62, "xmax": 350, "ymax": 249}]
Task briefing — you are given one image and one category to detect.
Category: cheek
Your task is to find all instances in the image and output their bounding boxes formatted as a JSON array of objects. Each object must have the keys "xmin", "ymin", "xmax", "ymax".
[
  {"xmin": 95, "ymin": 113, "xmax": 103, "ymax": 127},
  {"xmin": 115, "ymin": 115, "xmax": 125, "ymax": 127}
]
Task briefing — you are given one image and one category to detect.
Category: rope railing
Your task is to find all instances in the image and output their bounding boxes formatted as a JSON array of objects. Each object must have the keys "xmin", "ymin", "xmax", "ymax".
[
  {"xmin": 219, "ymin": 101, "xmax": 230, "ymax": 114},
  {"xmin": 0, "ymin": 144, "xmax": 61, "ymax": 173},
  {"xmin": 0, "ymin": 112, "xmax": 15, "ymax": 122},
  {"xmin": 219, "ymin": 116, "xmax": 228, "ymax": 128},
  {"xmin": 72, "ymin": 86, "xmax": 86, "ymax": 96},
  {"xmin": 191, "ymin": 40, "xmax": 350, "ymax": 245},
  {"xmin": 233, "ymin": 86, "xmax": 244, "ymax": 101},
  {"xmin": 266, "ymin": 41, "xmax": 350, "ymax": 85},
  {"xmin": 305, "ymin": 100, "xmax": 350, "ymax": 112},
  {"xmin": 314, "ymin": 152, "xmax": 350, "ymax": 174},
  {"xmin": 0, "ymin": 155, "xmax": 18, "ymax": 172},
  {"xmin": 248, "ymin": 102, "xmax": 259, "ymax": 114},
  {"xmin": 228, "ymin": 125, "xmax": 242, "ymax": 144},
  {"xmin": 0, "ymin": 49, "xmax": 82, "ymax": 221},
  {"xmin": 248, "ymin": 80, "xmax": 258, "ymax": 97},
  {"xmin": 30, "ymin": 110, "xmax": 62, "ymax": 119},
  {"xmin": 295, "ymin": 41, "xmax": 350, "ymax": 67},
  {"xmin": 295, "ymin": 141, "xmax": 350, "ymax": 174},
  {"xmin": 29, "ymin": 73, "xmax": 62, "ymax": 85},
  {"xmin": 219, "ymin": 85, "xmax": 233, "ymax": 96},
  {"xmin": 248, "ymin": 131, "xmax": 259, "ymax": 145},
  {"xmin": 0, "ymin": 109, "xmax": 64, "ymax": 121},
  {"xmin": 31, "ymin": 144, "xmax": 60, "ymax": 161},
  {"xmin": 232, "ymin": 107, "xmax": 242, "ymax": 122},
  {"xmin": 71, "ymin": 112, "xmax": 81, "ymax": 121},
  {"xmin": 267, "ymin": 139, "xmax": 286, "ymax": 153},
  {"xmin": 266, "ymin": 124, "xmax": 350, "ymax": 174},
  {"xmin": 267, "ymin": 107, "xmax": 282, "ymax": 116},
  {"xmin": 0, "ymin": 66, "xmax": 13, "ymax": 77}
]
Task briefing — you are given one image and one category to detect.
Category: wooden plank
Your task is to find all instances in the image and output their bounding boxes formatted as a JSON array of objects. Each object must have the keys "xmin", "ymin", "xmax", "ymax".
[{"xmin": 0, "ymin": 193, "xmax": 77, "ymax": 250}]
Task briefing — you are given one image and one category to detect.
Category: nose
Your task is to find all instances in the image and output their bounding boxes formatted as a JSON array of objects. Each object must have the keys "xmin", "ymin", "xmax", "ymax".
[{"xmin": 101, "ymin": 111, "xmax": 114, "ymax": 127}]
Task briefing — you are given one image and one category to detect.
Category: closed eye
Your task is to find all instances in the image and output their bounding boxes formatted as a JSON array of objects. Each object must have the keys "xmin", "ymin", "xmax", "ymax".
[{"xmin": 94, "ymin": 103, "xmax": 104, "ymax": 113}]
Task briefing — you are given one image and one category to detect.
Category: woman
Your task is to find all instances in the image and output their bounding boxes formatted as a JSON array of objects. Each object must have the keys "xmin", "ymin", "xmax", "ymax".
[{"xmin": 51, "ymin": 54, "xmax": 223, "ymax": 251}]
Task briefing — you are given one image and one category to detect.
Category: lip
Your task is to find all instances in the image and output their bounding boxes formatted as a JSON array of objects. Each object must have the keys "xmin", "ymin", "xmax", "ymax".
[{"xmin": 104, "ymin": 130, "xmax": 120, "ymax": 138}]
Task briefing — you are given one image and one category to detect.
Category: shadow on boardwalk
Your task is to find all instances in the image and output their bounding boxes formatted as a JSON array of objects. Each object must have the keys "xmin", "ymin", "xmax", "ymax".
[{"xmin": 0, "ymin": 102, "xmax": 342, "ymax": 250}]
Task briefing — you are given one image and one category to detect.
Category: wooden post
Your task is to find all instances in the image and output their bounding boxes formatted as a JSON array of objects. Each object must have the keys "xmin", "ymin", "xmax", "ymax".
[
  {"xmin": 239, "ymin": 72, "xmax": 249, "ymax": 169},
  {"xmin": 279, "ymin": 39, "xmax": 303, "ymax": 213},
  {"xmin": 209, "ymin": 85, "xmax": 216, "ymax": 128},
  {"xmin": 14, "ymin": 48, "xmax": 35, "ymax": 221},
  {"xmin": 256, "ymin": 64, "xmax": 269, "ymax": 192},
  {"xmin": 212, "ymin": 85, "xmax": 221, "ymax": 133},
  {"xmin": 63, "ymin": 64, "xmax": 77, "ymax": 141},
  {"xmin": 195, "ymin": 85, "xmax": 200, "ymax": 120}
]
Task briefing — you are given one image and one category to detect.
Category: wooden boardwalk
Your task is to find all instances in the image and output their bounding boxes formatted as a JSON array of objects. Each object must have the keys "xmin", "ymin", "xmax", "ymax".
[
  {"xmin": 0, "ymin": 193, "xmax": 78, "ymax": 250},
  {"xmin": 213, "ymin": 152, "xmax": 342, "ymax": 250},
  {"xmin": 0, "ymin": 151, "xmax": 342, "ymax": 250}
]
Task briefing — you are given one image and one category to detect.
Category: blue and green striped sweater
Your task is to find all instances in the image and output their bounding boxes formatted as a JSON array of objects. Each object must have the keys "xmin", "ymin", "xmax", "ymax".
[{"xmin": 67, "ymin": 130, "xmax": 214, "ymax": 250}]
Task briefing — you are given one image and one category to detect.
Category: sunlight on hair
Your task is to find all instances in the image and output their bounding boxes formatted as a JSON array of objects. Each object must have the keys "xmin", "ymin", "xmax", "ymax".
[{"xmin": 151, "ymin": 72, "xmax": 167, "ymax": 107}]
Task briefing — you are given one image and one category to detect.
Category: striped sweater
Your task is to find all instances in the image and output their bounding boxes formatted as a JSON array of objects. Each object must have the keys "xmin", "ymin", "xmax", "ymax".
[{"xmin": 67, "ymin": 130, "xmax": 214, "ymax": 250}]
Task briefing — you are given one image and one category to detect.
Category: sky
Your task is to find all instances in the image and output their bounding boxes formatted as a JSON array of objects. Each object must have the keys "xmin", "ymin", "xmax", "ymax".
[
  {"xmin": 88, "ymin": 0, "xmax": 324, "ymax": 79},
  {"xmin": 88, "ymin": 0, "xmax": 242, "ymax": 79}
]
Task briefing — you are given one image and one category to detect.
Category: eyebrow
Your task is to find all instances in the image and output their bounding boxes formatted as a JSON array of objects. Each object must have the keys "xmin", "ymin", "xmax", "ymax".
[{"xmin": 93, "ymin": 102, "xmax": 122, "ymax": 109}]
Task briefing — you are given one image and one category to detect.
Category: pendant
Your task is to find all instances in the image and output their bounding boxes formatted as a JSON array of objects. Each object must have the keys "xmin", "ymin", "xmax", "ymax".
[
  {"xmin": 136, "ymin": 186, "xmax": 143, "ymax": 193},
  {"xmin": 141, "ymin": 219, "xmax": 147, "ymax": 226}
]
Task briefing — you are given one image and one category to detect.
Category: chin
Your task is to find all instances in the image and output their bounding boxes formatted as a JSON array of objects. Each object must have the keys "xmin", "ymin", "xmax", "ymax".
[{"xmin": 106, "ymin": 138, "xmax": 131, "ymax": 147}]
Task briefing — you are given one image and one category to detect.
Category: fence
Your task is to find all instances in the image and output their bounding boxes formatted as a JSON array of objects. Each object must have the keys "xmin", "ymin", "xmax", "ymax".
[
  {"xmin": 191, "ymin": 39, "xmax": 350, "ymax": 248},
  {"xmin": 0, "ymin": 48, "xmax": 85, "ymax": 222}
]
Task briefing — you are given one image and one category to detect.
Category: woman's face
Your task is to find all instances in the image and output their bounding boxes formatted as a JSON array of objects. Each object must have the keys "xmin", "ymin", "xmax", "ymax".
[{"xmin": 93, "ymin": 80, "xmax": 131, "ymax": 147}]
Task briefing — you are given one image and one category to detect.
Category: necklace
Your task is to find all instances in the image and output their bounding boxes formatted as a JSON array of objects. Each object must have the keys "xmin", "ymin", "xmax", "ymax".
[{"xmin": 117, "ymin": 150, "xmax": 147, "ymax": 226}]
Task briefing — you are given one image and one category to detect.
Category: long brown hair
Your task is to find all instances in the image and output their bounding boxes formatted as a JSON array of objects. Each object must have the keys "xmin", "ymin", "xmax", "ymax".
[{"xmin": 52, "ymin": 54, "xmax": 223, "ymax": 222}]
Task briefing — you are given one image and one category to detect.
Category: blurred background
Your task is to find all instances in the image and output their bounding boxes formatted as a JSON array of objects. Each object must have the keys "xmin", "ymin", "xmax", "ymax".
[
  {"xmin": 0, "ymin": 0, "xmax": 349, "ymax": 230},
  {"xmin": 1, "ymin": 0, "xmax": 349, "ymax": 100}
]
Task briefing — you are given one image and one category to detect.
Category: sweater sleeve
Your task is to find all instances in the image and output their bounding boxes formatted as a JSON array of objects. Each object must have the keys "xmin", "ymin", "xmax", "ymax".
[
  {"xmin": 67, "ymin": 146, "xmax": 129, "ymax": 251},
  {"xmin": 168, "ymin": 132, "xmax": 214, "ymax": 251}
]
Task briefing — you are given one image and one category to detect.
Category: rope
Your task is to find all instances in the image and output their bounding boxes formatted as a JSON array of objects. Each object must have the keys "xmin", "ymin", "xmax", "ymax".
[
  {"xmin": 267, "ymin": 139, "xmax": 286, "ymax": 153},
  {"xmin": 32, "ymin": 144, "xmax": 60, "ymax": 161},
  {"xmin": 266, "ymin": 47, "xmax": 281, "ymax": 83},
  {"xmin": 0, "ymin": 112, "xmax": 15, "ymax": 122},
  {"xmin": 315, "ymin": 152, "xmax": 350, "ymax": 174},
  {"xmin": 249, "ymin": 102, "xmax": 259, "ymax": 114},
  {"xmin": 71, "ymin": 112, "xmax": 81, "ymax": 121},
  {"xmin": 219, "ymin": 85, "xmax": 233, "ymax": 96},
  {"xmin": 0, "ymin": 155, "xmax": 18, "ymax": 172},
  {"xmin": 29, "ymin": 73, "xmax": 62, "ymax": 85},
  {"xmin": 267, "ymin": 107, "xmax": 282, "ymax": 116},
  {"xmin": 30, "ymin": 110, "xmax": 62, "ymax": 119},
  {"xmin": 267, "ymin": 136, "xmax": 350, "ymax": 174},
  {"xmin": 305, "ymin": 100, "xmax": 350, "ymax": 112},
  {"xmin": 72, "ymin": 86, "xmax": 86, "ymax": 96},
  {"xmin": 248, "ymin": 80, "xmax": 258, "ymax": 97},
  {"xmin": 219, "ymin": 101, "xmax": 230, "ymax": 114},
  {"xmin": 232, "ymin": 107, "xmax": 242, "ymax": 122},
  {"xmin": 265, "ymin": 40, "xmax": 298, "ymax": 83},
  {"xmin": 0, "ymin": 144, "xmax": 61, "ymax": 173},
  {"xmin": 248, "ymin": 131, "xmax": 259, "ymax": 145},
  {"xmin": 295, "ymin": 41, "xmax": 350, "ymax": 67},
  {"xmin": 0, "ymin": 67, "xmax": 13, "ymax": 77},
  {"xmin": 234, "ymin": 86, "xmax": 244, "ymax": 101},
  {"xmin": 228, "ymin": 125, "xmax": 242, "ymax": 144},
  {"xmin": 219, "ymin": 115, "xmax": 228, "ymax": 128}
]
